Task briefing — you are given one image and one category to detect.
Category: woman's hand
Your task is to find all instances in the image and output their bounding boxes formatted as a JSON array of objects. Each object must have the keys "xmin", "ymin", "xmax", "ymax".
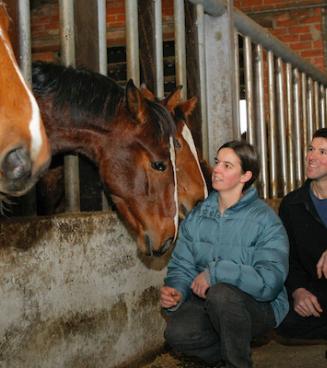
[
  {"xmin": 160, "ymin": 286, "xmax": 182, "ymax": 308},
  {"xmin": 317, "ymin": 250, "xmax": 327, "ymax": 279},
  {"xmin": 292, "ymin": 288, "xmax": 323, "ymax": 317},
  {"xmin": 191, "ymin": 272, "xmax": 210, "ymax": 299}
]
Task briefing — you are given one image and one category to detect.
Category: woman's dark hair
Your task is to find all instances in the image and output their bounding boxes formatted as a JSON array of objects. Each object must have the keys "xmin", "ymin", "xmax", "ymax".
[
  {"xmin": 313, "ymin": 128, "xmax": 327, "ymax": 140},
  {"xmin": 218, "ymin": 140, "xmax": 260, "ymax": 191}
]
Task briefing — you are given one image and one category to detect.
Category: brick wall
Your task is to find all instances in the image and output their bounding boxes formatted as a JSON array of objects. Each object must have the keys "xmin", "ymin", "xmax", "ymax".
[
  {"xmin": 234, "ymin": 0, "xmax": 326, "ymax": 71},
  {"xmin": 30, "ymin": 0, "xmax": 326, "ymax": 72}
]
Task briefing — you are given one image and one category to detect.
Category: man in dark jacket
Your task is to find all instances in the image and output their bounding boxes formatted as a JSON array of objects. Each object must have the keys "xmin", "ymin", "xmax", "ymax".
[{"xmin": 278, "ymin": 128, "xmax": 327, "ymax": 339}]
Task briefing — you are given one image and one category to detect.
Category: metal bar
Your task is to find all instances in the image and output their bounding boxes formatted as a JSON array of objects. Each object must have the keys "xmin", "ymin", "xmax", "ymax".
[
  {"xmin": 188, "ymin": 0, "xmax": 327, "ymax": 85},
  {"xmin": 324, "ymin": 87, "xmax": 327, "ymax": 128},
  {"xmin": 255, "ymin": 44, "xmax": 268, "ymax": 198},
  {"xmin": 195, "ymin": 4, "xmax": 209, "ymax": 161},
  {"xmin": 174, "ymin": 0, "xmax": 187, "ymax": 98},
  {"xmin": 17, "ymin": 0, "xmax": 32, "ymax": 83},
  {"xmin": 276, "ymin": 57, "xmax": 289, "ymax": 195},
  {"xmin": 97, "ymin": 0, "xmax": 109, "ymax": 210},
  {"xmin": 59, "ymin": 0, "xmax": 75, "ymax": 66},
  {"xmin": 320, "ymin": 85, "xmax": 326, "ymax": 128},
  {"xmin": 98, "ymin": 0, "xmax": 107, "ymax": 76},
  {"xmin": 244, "ymin": 36, "xmax": 255, "ymax": 145},
  {"xmin": 267, "ymin": 51, "xmax": 278, "ymax": 198},
  {"xmin": 125, "ymin": 0, "xmax": 140, "ymax": 85},
  {"xmin": 301, "ymin": 73, "xmax": 308, "ymax": 173},
  {"xmin": 153, "ymin": 0, "xmax": 164, "ymax": 98},
  {"xmin": 286, "ymin": 63, "xmax": 295, "ymax": 191},
  {"xmin": 233, "ymin": 30, "xmax": 241, "ymax": 139},
  {"xmin": 59, "ymin": 0, "xmax": 80, "ymax": 212},
  {"xmin": 307, "ymin": 77, "xmax": 314, "ymax": 140},
  {"xmin": 314, "ymin": 81, "xmax": 320, "ymax": 130},
  {"xmin": 293, "ymin": 68, "xmax": 303, "ymax": 187}
]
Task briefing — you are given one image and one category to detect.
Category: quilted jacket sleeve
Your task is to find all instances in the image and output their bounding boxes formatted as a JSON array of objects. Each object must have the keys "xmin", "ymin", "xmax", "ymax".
[{"xmin": 207, "ymin": 208, "xmax": 289, "ymax": 302}]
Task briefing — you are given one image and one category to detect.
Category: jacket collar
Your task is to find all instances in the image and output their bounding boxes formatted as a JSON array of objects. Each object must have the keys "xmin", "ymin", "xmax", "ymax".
[
  {"xmin": 287, "ymin": 179, "xmax": 312, "ymax": 205},
  {"xmin": 204, "ymin": 187, "xmax": 258, "ymax": 215}
]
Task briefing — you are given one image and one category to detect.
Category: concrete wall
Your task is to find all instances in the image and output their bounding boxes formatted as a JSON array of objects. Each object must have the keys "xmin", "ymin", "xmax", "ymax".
[{"xmin": 0, "ymin": 212, "xmax": 170, "ymax": 368}]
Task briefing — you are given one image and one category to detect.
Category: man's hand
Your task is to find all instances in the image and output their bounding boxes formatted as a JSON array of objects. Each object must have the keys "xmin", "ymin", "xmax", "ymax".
[
  {"xmin": 317, "ymin": 250, "xmax": 327, "ymax": 279},
  {"xmin": 292, "ymin": 288, "xmax": 323, "ymax": 317},
  {"xmin": 191, "ymin": 272, "xmax": 210, "ymax": 299},
  {"xmin": 160, "ymin": 286, "xmax": 182, "ymax": 308}
]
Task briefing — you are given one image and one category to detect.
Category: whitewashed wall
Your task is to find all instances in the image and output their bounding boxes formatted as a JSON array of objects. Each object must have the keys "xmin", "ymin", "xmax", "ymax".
[{"xmin": 0, "ymin": 212, "xmax": 170, "ymax": 368}]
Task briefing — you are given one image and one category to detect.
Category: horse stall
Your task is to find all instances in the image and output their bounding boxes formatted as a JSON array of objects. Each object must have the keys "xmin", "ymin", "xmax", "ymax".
[{"xmin": 1, "ymin": 0, "xmax": 327, "ymax": 367}]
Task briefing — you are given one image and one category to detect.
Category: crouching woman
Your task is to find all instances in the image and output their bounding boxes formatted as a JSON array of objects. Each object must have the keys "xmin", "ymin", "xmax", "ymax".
[{"xmin": 160, "ymin": 140, "xmax": 289, "ymax": 368}]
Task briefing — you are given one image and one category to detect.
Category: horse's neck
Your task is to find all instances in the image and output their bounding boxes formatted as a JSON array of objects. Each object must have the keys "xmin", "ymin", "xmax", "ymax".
[{"xmin": 48, "ymin": 126, "xmax": 105, "ymax": 163}]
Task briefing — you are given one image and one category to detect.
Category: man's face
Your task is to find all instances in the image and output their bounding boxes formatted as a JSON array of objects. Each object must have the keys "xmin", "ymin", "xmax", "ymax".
[{"xmin": 306, "ymin": 137, "xmax": 327, "ymax": 181}]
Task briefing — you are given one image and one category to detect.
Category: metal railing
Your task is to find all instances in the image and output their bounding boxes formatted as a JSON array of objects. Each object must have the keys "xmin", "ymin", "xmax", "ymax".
[{"xmin": 190, "ymin": 0, "xmax": 327, "ymax": 198}]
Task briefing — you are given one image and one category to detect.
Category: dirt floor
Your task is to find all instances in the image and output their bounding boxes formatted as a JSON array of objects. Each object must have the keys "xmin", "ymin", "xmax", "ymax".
[{"xmin": 139, "ymin": 339, "xmax": 327, "ymax": 368}]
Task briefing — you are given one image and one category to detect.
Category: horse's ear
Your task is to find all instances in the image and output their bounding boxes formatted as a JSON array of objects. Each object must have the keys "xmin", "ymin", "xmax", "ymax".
[
  {"xmin": 126, "ymin": 79, "xmax": 146, "ymax": 123},
  {"xmin": 140, "ymin": 83, "xmax": 155, "ymax": 101},
  {"xmin": 178, "ymin": 96, "xmax": 198, "ymax": 117},
  {"xmin": 163, "ymin": 85, "xmax": 183, "ymax": 112}
]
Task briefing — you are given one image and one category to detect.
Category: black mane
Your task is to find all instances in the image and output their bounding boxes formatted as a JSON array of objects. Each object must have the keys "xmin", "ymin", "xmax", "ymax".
[
  {"xmin": 32, "ymin": 61, "xmax": 175, "ymax": 141},
  {"xmin": 32, "ymin": 61, "xmax": 124, "ymax": 123}
]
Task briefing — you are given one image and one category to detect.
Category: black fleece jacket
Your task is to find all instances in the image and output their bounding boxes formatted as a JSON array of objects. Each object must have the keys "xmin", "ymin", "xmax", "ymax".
[{"xmin": 279, "ymin": 180, "xmax": 327, "ymax": 297}]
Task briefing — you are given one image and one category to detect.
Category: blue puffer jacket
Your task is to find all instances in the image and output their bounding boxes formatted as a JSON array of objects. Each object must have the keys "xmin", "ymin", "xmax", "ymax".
[{"xmin": 165, "ymin": 188, "xmax": 289, "ymax": 326}]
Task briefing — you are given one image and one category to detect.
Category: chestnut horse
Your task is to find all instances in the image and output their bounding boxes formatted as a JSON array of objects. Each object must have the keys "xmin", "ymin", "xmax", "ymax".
[
  {"xmin": 0, "ymin": 3, "xmax": 50, "ymax": 201},
  {"xmin": 140, "ymin": 85, "xmax": 208, "ymax": 218},
  {"xmin": 32, "ymin": 61, "xmax": 178, "ymax": 256}
]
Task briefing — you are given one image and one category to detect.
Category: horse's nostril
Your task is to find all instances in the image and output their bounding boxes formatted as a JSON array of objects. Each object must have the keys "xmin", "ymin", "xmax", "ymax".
[
  {"xmin": 153, "ymin": 237, "xmax": 173, "ymax": 257},
  {"xmin": 145, "ymin": 234, "xmax": 153, "ymax": 257},
  {"xmin": 2, "ymin": 148, "xmax": 31, "ymax": 180}
]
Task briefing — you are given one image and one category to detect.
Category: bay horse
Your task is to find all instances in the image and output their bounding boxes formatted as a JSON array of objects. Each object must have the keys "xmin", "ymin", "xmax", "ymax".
[
  {"xmin": 32, "ymin": 61, "xmax": 178, "ymax": 256},
  {"xmin": 0, "ymin": 3, "xmax": 50, "ymax": 201},
  {"xmin": 140, "ymin": 85, "xmax": 208, "ymax": 218}
]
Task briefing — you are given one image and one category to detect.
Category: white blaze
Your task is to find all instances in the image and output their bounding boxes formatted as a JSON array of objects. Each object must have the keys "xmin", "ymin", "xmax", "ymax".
[
  {"xmin": 169, "ymin": 136, "xmax": 179, "ymax": 241},
  {"xmin": 181, "ymin": 124, "xmax": 208, "ymax": 198},
  {"xmin": 0, "ymin": 27, "xmax": 43, "ymax": 161}
]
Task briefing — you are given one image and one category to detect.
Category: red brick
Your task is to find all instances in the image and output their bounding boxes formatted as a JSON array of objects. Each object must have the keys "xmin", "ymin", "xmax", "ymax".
[
  {"xmin": 301, "ymin": 49, "xmax": 323, "ymax": 57},
  {"xmin": 290, "ymin": 41, "xmax": 312, "ymax": 50}
]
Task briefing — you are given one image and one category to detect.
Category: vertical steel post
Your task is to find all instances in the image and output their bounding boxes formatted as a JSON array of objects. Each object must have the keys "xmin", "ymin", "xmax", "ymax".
[
  {"xmin": 153, "ymin": 0, "xmax": 164, "ymax": 98},
  {"xmin": 255, "ymin": 44, "xmax": 268, "ymax": 198},
  {"xmin": 97, "ymin": 0, "xmax": 109, "ymax": 210},
  {"xmin": 244, "ymin": 36, "xmax": 255, "ymax": 145},
  {"xmin": 307, "ymin": 77, "xmax": 314, "ymax": 141},
  {"xmin": 195, "ymin": 4, "xmax": 209, "ymax": 161},
  {"xmin": 314, "ymin": 80, "xmax": 320, "ymax": 130},
  {"xmin": 174, "ymin": 0, "xmax": 187, "ymax": 99},
  {"xmin": 267, "ymin": 51, "xmax": 277, "ymax": 198},
  {"xmin": 286, "ymin": 63, "xmax": 295, "ymax": 191},
  {"xmin": 301, "ymin": 73, "xmax": 308, "ymax": 174},
  {"xmin": 320, "ymin": 84, "xmax": 326, "ymax": 128},
  {"xmin": 234, "ymin": 30, "xmax": 241, "ymax": 139},
  {"xmin": 293, "ymin": 68, "xmax": 303, "ymax": 187},
  {"xmin": 276, "ymin": 57, "xmax": 289, "ymax": 195},
  {"xmin": 203, "ymin": 1, "xmax": 238, "ymax": 164},
  {"xmin": 59, "ymin": 0, "xmax": 80, "ymax": 212},
  {"xmin": 125, "ymin": 0, "xmax": 140, "ymax": 85}
]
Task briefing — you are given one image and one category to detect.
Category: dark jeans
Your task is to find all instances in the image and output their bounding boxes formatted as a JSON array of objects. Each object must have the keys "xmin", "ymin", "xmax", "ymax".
[
  {"xmin": 164, "ymin": 283, "xmax": 275, "ymax": 368},
  {"xmin": 277, "ymin": 287, "xmax": 327, "ymax": 339}
]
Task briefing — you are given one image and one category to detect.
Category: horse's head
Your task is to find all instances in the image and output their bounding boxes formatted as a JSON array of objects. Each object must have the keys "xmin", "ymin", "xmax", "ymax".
[
  {"xmin": 98, "ymin": 80, "xmax": 178, "ymax": 256},
  {"xmin": 0, "ymin": 4, "xmax": 50, "ymax": 199},
  {"xmin": 141, "ymin": 85, "xmax": 208, "ymax": 219}
]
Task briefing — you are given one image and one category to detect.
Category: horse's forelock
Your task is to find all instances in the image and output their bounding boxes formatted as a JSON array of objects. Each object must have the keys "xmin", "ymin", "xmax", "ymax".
[{"xmin": 146, "ymin": 99, "xmax": 176, "ymax": 142}]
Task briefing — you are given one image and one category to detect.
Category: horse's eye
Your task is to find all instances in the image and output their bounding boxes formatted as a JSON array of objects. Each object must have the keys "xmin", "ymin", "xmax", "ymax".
[{"xmin": 151, "ymin": 161, "xmax": 166, "ymax": 171}]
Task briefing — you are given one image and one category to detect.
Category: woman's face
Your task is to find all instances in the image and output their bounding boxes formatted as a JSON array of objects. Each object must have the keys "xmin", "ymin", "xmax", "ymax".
[
  {"xmin": 212, "ymin": 148, "xmax": 248, "ymax": 193},
  {"xmin": 306, "ymin": 137, "xmax": 327, "ymax": 181}
]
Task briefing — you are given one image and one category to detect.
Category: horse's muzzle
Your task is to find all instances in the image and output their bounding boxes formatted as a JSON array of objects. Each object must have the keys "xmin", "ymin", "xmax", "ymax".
[
  {"xmin": 145, "ymin": 235, "xmax": 174, "ymax": 257},
  {"xmin": 2, "ymin": 147, "xmax": 32, "ymax": 181}
]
